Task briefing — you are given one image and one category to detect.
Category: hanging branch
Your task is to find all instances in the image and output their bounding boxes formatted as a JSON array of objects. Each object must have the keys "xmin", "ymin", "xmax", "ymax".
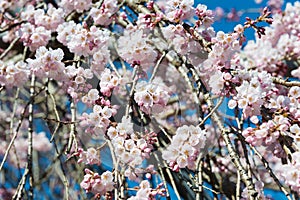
[
  {"xmin": 27, "ymin": 74, "xmax": 35, "ymax": 199},
  {"xmin": 66, "ymin": 100, "xmax": 77, "ymax": 153},
  {"xmin": 206, "ymin": 95, "xmax": 258, "ymax": 200}
]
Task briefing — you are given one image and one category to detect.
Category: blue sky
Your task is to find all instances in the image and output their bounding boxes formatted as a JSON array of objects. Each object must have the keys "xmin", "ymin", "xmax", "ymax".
[{"xmin": 196, "ymin": 0, "xmax": 298, "ymax": 40}]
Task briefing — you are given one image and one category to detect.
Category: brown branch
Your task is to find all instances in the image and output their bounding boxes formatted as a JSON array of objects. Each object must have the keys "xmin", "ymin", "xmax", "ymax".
[
  {"xmin": 66, "ymin": 101, "xmax": 77, "ymax": 153},
  {"xmin": 272, "ymin": 77, "xmax": 300, "ymax": 87},
  {"xmin": 0, "ymin": 37, "xmax": 20, "ymax": 60},
  {"xmin": 27, "ymin": 74, "xmax": 35, "ymax": 199},
  {"xmin": 235, "ymin": 132, "xmax": 292, "ymax": 200},
  {"xmin": 206, "ymin": 96, "xmax": 258, "ymax": 199}
]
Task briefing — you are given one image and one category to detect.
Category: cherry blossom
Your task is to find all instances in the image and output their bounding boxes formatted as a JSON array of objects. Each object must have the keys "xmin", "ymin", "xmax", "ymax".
[
  {"xmin": 80, "ymin": 169, "xmax": 114, "ymax": 195},
  {"xmin": 162, "ymin": 125, "xmax": 208, "ymax": 170},
  {"xmin": 90, "ymin": 0, "xmax": 118, "ymax": 26},
  {"xmin": 1, "ymin": 0, "xmax": 300, "ymax": 199},
  {"xmin": 118, "ymin": 26, "xmax": 158, "ymax": 69},
  {"xmin": 17, "ymin": 23, "xmax": 51, "ymax": 51},
  {"xmin": 0, "ymin": 60, "xmax": 29, "ymax": 87},
  {"xmin": 134, "ymin": 77, "xmax": 170, "ymax": 115}
]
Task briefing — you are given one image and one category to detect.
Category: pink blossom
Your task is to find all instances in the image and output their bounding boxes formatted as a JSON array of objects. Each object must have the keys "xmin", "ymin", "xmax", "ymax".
[{"xmin": 162, "ymin": 125, "xmax": 208, "ymax": 170}]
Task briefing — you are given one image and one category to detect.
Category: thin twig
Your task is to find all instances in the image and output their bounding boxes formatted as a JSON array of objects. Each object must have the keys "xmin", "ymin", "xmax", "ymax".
[
  {"xmin": 0, "ymin": 37, "xmax": 20, "ymax": 60},
  {"xmin": 0, "ymin": 86, "xmax": 46, "ymax": 171},
  {"xmin": 107, "ymin": 140, "xmax": 119, "ymax": 199},
  {"xmin": 236, "ymin": 170, "xmax": 241, "ymax": 200},
  {"xmin": 48, "ymin": 91, "xmax": 61, "ymax": 142},
  {"xmin": 199, "ymin": 96, "xmax": 224, "ymax": 127},
  {"xmin": 125, "ymin": 68, "xmax": 137, "ymax": 118},
  {"xmin": 153, "ymin": 152, "xmax": 170, "ymax": 199},
  {"xmin": 237, "ymin": 133, "xmax": 292, "ymax": 200},
  {"xmin": 66, "ymin": 101, "xmax": 77, "ymax": 153},
  {"xmin": 195, "ymin": 159, "xmax": 203, "ymax": 200},
  {"xmin": 165, "ymin": 166, "xmax": 181, "ymax": 200},
  {"xmin": 150, "ymin": 51, "xmax": 167, "ymax": 82},
  {"xmin": 272, "ymin": 77, "xmax": 300, "ymax": 87},
  {"xmin": 27, "ymin": 74, "xmax": 35, "ymax": 199},
  {"xmin": 207, "ymin": 98, "xmax": 258, "ymax": 199}
]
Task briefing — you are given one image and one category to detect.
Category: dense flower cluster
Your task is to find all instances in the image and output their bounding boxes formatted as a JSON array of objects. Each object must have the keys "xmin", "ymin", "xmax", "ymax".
[
  {"xmin": 164, "ymin": 0, "xmax": 194, "ymax": 22},
  {"xmin": 59, "ymin": 0, "xmax": 92, "ymax": 13},
  {"xmin": 162, "ymin": 125, "xmax": 208, "ymax": 171},
  {"xmin": 57, "ymin": 21, "xmax": 110, "ymax": 57},
  {"xmin": 242, "ymin": 2, "xmax": 300, "ymax": 76},
  {"xmin": 195, "ymin": 4, "xmax": 215, "ymax": 28},
  {"xmin": 80, "ymin": 169, "xmax": 114, "ymax": 196},
  {"xmin": 27, "ymin": 46, "xmax": 66, "ymax": 81},
  {"xmin": 77, "ymin": 147, "xmax": 101, "ymax": 165},
  {"xmin": 98, "ymin": 68, "xmax": 120, "ymax": 97},
  {"xmin": 240, "ymin": 85, "xmax": 300, "ymax": 155},
  {"xmin": 134, "ymin": 78, "xmax": 170, "ymax": 115},
  {"xmin": 64, "ymin": 66, "xmax": 94, "ymax": 101},
  {"xmin": 228, "ymin": 70, "xmax": 275, "ymax": 118},
  {"xmin": 21, "ymin": 5, "xmax": 65, "ymax": 31},
  {"xmin": 242, "ymin": 117, "xmax": 287, "ymax": 158},
  {"xmin": 280, "ymin": 152, "xmax": 300, "ymax": 194},
  {"xmin": 118, "ymin": 26, "xmax": 157, "ymax": 69},
  {"xmin": 1, "ymin": 0, "xmax": 300, "ymax": 199},
  {"xmin": 201, "ymin": 25, "xmax": 243, "ymax": 94},
  {"xmin": 90, "ymin": 0, "xmax": 118, "ymax": 26},
  {"xmin": 80, "ymin": 102, "xmax": 118, "ymax": 135},
  {"xmin": 107, "ymin": 117, "xmax": 157, "ymax": 180},
  {"xmin": 161, "ymin": 24, "xmax": 209, "ymax": 66},
  {"xmin": 128, "ymin": 180, "xmax": 166, "ymax": 200},
  {"xmin": 17, "ymin": 23, "xmax": 51, "ymax": 51},
  {"xmin": 268, "ymin": 86, "xmax": 300, "ymax": 122},
  {"xmin": 0, "ymin": 60, "xmax": 29, "ymax": 87}
]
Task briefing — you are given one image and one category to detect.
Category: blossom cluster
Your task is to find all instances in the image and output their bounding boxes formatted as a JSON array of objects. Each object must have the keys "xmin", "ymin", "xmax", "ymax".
[
  {"xmin": 162, "ymin": 125, "xmax": 208, "ymax": 171},
  {"xmin": 241, "ymin": 2, "xmax": 300, "ymax": 76},
  {"xmin": 64, "ymin": 65, "xmax": 94, "ymax": 101},
  {"xmin": 161, "ymin": 24, "xmax": 209, "ymax": 66},
  {"xmin": 59, "ymin": 0, "xmax": 92, "ymax": 13},
  {"xmin": 1, "ymin": 0, "xmax": 300, "ymax": 199},
  {"xmin": 0, "ymin": 60, "xmax": 29, "ymax": 88},
  {"xmin": 80, "ymin": 169, "xmax": 114, "ymax": 196},
  {"xmin": 21, "ymin": 5, "xmax": 65, "ymax": 31},
  {"xmin": 268, "ymin": 86, "xmax": 300, "ymax": 122},
  {"xmin": 134, "ymin": 78, "xmax": 170, "ymax": 115},
  {"xmin": 107, "ymin": 117, "xmax": 157, "ymax": 180},
  {"xmin": 164, "ymin": 0, "xmax": 194, "ymax": 22},
  {"xmin": 202, "ymin": 25, "xmax": 243, "ymax": 94},
  {"xmin": 57, "ymin": 21, "xmax": 110, "ymax": 57},
  {"xmin": 17, "ymin": 23, "xmax": 51, "ymax": 52},
  {"xmin": 280, "ymin": 152, "xmax": 300, "ymax": 194},
  {"xmin": 136, "ymin": 13, "xmax": 164, "ymax": 30},
  {"xmin": 27, "ymin": 46, "xmax": 66, "ymax": 81},
  {"xmin": 90, "ymin": 0, "xmax": 118, "ymax": 26},
  {"xmin": 228, "ymin": 70, "xmax": 275, "ymax": 118},
  {"xmin": 240, "ymin": 86, "xmax": 299, "ymax": 157},
  {"xmin": 128, "ymin": 180, "xmax": 166, "ymax": 200},
  {"xmin": 195, "ymin": 4, "xmax": 215, "ymax": 28},
  {"xmin": 98, "ymin": 68, "xmax": 120, "ymax": 97},
  {"xmin": 242, "ymin": 116, "xmax": 287, "ymax": 158},
  {"xmin": 77, "ymin": 147, "xmax": 101, "ymax": 165},
  {"xmin": 80, "ymin": 102, "xmax": 118, "ymax": 136},
  {"xmin": 118, "ymin": 26, "xmax": 157, "ymax": 69},
  {"xmin": 0, "ymin": 0, "xmax": 27, "ymax": 12}
]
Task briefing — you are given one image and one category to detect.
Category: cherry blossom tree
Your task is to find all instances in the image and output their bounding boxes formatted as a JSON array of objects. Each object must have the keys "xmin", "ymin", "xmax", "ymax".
[{"xmin": 0, "ymin": 0, "xmax": 300, "ymax": 199}]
